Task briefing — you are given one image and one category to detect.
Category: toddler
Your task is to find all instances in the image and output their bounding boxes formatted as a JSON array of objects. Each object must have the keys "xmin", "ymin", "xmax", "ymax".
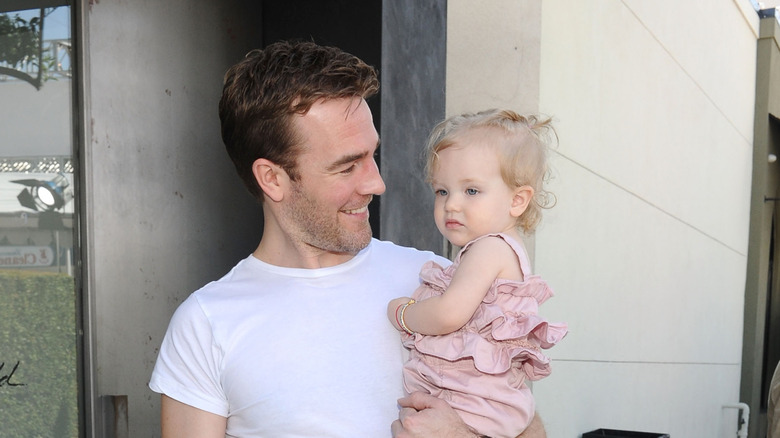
[{"xmin": 388, "ymin": 109, "xmax": 568, "ymax": 438}]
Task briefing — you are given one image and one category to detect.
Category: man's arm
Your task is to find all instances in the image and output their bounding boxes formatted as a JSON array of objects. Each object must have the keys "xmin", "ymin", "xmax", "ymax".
[
  {"xmin": 161, "ymin": 395, "xmax": 227, "ymax": 438},
  {"xmin": 391, "ymin": 392, "xmax": 546, "ymax": 438}
]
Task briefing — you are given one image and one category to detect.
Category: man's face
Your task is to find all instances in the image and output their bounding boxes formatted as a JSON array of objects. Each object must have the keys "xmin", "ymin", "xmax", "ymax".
[{"xmin": 281, "ymin": 98, "xmax": 385, "ymax": 255}]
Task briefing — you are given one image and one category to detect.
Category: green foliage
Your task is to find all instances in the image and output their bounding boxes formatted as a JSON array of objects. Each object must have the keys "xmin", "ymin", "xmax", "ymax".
[
  {"xmin": 0, "ymin": 9, "xmax": 61, "ymax": 89},
  {"xmin": 0, "ymin": 14, "xmax": 41, "ymax": 68},
  {"xmin": 0, "ymin": 270, "xmax": 78, "ymax": 437}
]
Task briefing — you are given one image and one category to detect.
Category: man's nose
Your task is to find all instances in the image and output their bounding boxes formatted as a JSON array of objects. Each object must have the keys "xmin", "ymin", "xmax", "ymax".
[{"xmin": 361, "ymin": 158, "xmax": 386, "ymax": 195}]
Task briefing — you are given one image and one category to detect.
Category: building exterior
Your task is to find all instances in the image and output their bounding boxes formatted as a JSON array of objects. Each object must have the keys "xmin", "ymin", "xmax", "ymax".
[
  {"xmin": 445, "ymin": 2, "xmax": 779, "ymax": 436},
  {"xmin": 1, "ymin": 0, "xmax": 778, "ymax": 436}
]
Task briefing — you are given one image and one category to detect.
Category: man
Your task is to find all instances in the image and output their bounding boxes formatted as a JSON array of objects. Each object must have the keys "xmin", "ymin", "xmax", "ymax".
[{"xmin": 150, "ymin": 40, "xmax": 545, "ymax": 437}]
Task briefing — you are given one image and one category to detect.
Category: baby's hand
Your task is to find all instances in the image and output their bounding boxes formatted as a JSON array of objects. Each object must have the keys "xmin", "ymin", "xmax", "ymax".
[{"xmin": 387, "ymin": 297, "xmax": 413, "ymax": 331}]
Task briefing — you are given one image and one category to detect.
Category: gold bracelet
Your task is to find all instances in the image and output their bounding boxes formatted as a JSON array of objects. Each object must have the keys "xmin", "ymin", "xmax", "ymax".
[{"xmin": 399, "ymin": 299, "xmax": 416, "ymax": 335}]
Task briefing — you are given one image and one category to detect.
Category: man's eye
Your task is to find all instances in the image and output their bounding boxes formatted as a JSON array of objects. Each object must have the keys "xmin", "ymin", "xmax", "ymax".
[{"xmin": 341, "ymin": 164, "xmax": 357, "ymax": 174}]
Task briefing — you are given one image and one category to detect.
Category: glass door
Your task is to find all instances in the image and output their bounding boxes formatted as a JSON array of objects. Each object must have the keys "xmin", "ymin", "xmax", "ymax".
[{"xmin": 0, "ymin": 3, "xmax": 79, "ymax": 437}]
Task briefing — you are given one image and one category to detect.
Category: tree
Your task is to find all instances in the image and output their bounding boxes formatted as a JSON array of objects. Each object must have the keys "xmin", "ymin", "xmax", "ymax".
[{"xmin": 0, "ymin": 8, "xmax": 58, "ymax": 90}]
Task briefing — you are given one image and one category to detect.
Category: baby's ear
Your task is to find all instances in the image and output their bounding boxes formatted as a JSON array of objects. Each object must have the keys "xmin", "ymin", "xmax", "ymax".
[
  {"xmin": 252, "ymin": 158, "xmax": 290, "ymax": 202},
  {"xmin": 510, "ymin": 186, "xmax": 534, "ymax": 217}
]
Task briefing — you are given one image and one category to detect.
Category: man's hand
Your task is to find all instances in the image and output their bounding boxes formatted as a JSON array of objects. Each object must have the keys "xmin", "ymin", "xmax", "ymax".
[
  {"xmin": 392, "ymin": 392, "xmax": 476, "ymax": 438},
  {"xmin": 391, "ymin": 392, "xmax": 547, "ymax": 438}
]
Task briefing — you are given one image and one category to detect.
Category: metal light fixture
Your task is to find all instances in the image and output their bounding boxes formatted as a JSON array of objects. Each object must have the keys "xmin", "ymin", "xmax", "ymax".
[{"xmin": 12, "ymin": 173, "xmax": 73, "ymax": 211}]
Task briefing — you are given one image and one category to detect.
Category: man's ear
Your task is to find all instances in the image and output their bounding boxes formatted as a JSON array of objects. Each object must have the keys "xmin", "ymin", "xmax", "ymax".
[
  {"xmin": 510, "ymin": 185, "xmax": 534, "ymax": 218},
  {"xmin": 252, "ymin": 158, "xmax": 289, "ymax": 203}
]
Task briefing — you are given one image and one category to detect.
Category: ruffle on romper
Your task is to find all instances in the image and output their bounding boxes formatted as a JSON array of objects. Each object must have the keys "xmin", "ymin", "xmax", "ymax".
[{"xmin": 402, "ymin": 235, "xmax": 568, "ymax": 381}]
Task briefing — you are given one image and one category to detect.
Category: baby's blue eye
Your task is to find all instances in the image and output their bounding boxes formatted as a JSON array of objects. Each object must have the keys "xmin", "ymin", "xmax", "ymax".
[
  {"xmin": 435, "ymin": 189, "xmax": 448, "ymax": 196},
  {"xmin": 466, "ymin": 188, "xmax": 478, "ymax": 195}
]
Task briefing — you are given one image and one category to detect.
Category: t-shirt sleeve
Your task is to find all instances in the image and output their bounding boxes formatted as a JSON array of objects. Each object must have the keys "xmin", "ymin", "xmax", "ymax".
[{"xmin": 149, "ymin": 295, "xmax": 228, "ymax": 417}]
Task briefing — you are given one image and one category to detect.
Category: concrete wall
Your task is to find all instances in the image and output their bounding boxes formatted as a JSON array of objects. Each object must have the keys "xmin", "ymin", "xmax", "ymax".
[
  {"xmin": 380, "ymin": 0, "xmax": 447, "ymax": 253},
  {"xmin": 84, "ymin": 1, "xmax": 262, "ymax": 436},
  {"xmin": 450, "ymin": 0, "xmax": 758, "ymax": 436}
]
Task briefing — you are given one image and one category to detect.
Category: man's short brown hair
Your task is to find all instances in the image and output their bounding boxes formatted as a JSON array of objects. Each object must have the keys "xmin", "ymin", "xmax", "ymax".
[{"xmin": 219, "ymin": 40, "xmax": 380, "ymax": 201}]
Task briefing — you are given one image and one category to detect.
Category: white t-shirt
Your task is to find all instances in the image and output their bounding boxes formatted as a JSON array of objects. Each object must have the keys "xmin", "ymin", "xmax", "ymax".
[{"xmin": 149, "ymin": 239, "xmax": 447, "ymax": 437}]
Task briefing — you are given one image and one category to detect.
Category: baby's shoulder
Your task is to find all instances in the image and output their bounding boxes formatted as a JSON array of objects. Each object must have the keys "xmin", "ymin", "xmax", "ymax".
[{"xmin": 462, "ymin": 234, "xmax": 517, "ymax": 262}]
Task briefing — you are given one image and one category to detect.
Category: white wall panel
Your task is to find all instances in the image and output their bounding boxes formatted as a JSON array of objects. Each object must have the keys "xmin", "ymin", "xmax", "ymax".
[
  {"xmin": 624, "ymin": 0, "xmax": 758, "ymax": 141},
  {"xmin": 534, "ymin": 360, "xmax": 742, "ymax": 438},
  {"xmin": 519, "ymin": 0, "xmax": 757, "ymax": 435},
  {"xmin": 446, "ymin": 0, "xmax": 541, "ymax": 115},
  {"xmin": 537, "ymin": 157, "xmax": 746, "ymax": 364},
  {"xmin": 539, "ymin": 0, "xmax": 754, "ymax": 254}
]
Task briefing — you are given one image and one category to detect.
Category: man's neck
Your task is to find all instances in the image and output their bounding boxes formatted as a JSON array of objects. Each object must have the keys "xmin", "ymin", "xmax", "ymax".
[{"xmin": 252, "ymin": 236, "xmax": 360, "ymax": 269}]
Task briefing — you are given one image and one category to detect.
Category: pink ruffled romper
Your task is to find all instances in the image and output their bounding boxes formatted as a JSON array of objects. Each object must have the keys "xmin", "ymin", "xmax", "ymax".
[{"xmin": 401, "ymin": 233, "xmax": 568, "ymax": 438}]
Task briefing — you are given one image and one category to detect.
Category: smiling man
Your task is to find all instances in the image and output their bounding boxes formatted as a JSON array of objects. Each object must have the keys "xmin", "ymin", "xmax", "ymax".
[{"xmin": 149, "ymin": 40, "xmax": 545, "ymax": 438}]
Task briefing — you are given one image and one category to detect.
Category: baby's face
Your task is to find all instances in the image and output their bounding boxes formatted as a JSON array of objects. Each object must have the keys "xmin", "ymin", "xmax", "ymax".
[{"xmin": 430, "ymin": 138, "xmax": 521, "ymax": 247}]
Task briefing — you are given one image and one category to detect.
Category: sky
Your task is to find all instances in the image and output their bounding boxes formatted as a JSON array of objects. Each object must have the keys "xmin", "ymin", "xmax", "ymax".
[{"xmin": 11, "ymin": 6, "xmax": 70, "ymax": 40}]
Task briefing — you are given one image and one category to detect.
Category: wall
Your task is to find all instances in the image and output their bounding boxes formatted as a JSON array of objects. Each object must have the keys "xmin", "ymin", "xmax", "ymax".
[
  {"xmin": 84, "ymin": 1, "xmax": 262, "ymax": 436},
  {"xmin": 449, "ymin": 0, "xmax": 758, "ymax": 436},
  {"xmin": 446, "ymin": 0, "xmax": 541, "ymax": 115},
  {"xmin": 536, "ymin": 0, "xmax": 755, "ymax": 436},
  {"xmin": 380, "ymin": 0, "xmax": 447, "ymax": 253}
]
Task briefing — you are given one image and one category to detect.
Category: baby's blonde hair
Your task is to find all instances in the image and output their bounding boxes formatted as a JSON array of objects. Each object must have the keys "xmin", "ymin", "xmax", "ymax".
[{"xmin": 424, "ymin": 109, "xmax": 557, "ymax": 234}]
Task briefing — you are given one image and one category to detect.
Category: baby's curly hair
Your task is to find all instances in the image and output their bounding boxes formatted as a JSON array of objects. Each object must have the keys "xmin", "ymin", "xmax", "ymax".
[{"xmin": 424, "ymin": 109, "xmax": 557, "ymax": 234}]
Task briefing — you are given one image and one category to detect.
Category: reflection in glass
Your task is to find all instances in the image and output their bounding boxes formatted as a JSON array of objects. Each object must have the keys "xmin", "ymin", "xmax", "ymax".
[{"xmin": 0, "ymin": 5, "xmax": 79, "ymax": 437}]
